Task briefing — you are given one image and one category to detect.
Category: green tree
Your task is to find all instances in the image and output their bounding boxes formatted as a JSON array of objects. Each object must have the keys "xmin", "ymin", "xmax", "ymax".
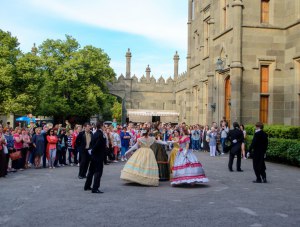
[
  {"xmin": 37, "ymin": 35, "xmax": 116, "ymax": 121},
  {"xmin": 111, "ymin": 100, "xmax": 122, "ymax": 123},
  {"xmin": 4, "ymin": 51, "xmax": 43, "ymax": 114},
  {"xmin": 0, "ymin": 29, "xmax": 22, "ymax": 113}
]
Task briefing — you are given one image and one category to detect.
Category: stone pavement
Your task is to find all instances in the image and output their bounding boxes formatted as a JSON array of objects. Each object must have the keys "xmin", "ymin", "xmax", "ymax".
[{"xmin": 0, "ymin": 152, "xmax": 299, "ymax": 227}]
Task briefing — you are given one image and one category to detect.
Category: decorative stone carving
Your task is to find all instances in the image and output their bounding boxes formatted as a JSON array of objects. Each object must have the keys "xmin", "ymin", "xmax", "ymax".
[
  {"xmin": 132, "ymin": 74, "xmax": 138, "ymax": 83},
  {"xmin": 118, "ymin": 74, "xmax": 125, "ymax": 81},
  {"xmin": 158, "ymin": 76, "xmax": 165, "ymax": 84},
  {"xmin": 140, "ymin": 75, "xmax": 147, "ymax": 83}
]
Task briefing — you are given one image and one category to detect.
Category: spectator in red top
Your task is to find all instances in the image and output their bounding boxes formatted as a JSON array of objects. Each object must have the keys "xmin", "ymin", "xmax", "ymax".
[
  {"xmin": 72, "ymin": 125, "xmax": 82, "ymax": 166},
  {"xmin": 47, "ymin": 129, "xmax": 58, "ymax": 169},
  {"xmin": 13, "ymin": 127, "xmax": 23, "ymax": 171}
]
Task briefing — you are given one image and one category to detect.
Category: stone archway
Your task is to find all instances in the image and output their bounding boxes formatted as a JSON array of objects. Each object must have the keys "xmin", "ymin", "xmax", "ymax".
[{"xmin": 107, "ymin": 80, "xmax": 128, "ymax": 125}]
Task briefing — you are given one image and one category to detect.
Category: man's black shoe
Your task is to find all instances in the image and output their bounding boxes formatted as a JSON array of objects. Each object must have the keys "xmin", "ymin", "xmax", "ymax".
[
  {"xmin": 104, "ymin": 163, "xmax": 110, "ymax": 165},
  {"xmin": 92, "ymin": 190, "xmax": 104, "ymax": 194},
  {"xmin": 78, "ymin": 176, "xmax": 84, "ymax": 179},
  {"xmin": 263, "ymin": 178, "xmax": 267, "ymax": 183},
  {"xmin": 84, "ymin": 187, "xmax": 92, "ymax": 191},
  {"xmin": 229, "ymin": 169, "xmax": 233, "ymax": 172},
  {"xmin": 237, "ymin": 169, "xmax": 243, "ymax": 172},
  {"xmin": 253, "ymin": 180, "xmax": 262, "ymax": 183}
]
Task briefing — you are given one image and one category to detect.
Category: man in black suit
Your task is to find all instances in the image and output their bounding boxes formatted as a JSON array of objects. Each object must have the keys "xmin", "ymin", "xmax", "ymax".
[
  {"xmin": 249, "ymin": 122, "xmax": 268, "ymax": 183},
  {"xmin": 227, "ymin": 122, "xmax": 244, "ymax": 172},
  {"xmin": 76, "ymin": 123, "xmax": 92, "ymax": 179},
  {"xmin": 84, "ymin": 121, "xmax": 107, "ymax": 193}
]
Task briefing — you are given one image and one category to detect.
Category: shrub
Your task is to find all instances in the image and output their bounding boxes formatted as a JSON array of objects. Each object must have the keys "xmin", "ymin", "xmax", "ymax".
[
  {"xmin": 245, "ymin": 125, "xmax": 300, "ymax": 140},
  {"xmin": 246, "ymin": 136, "xmax": 300, "ymax": 166}
]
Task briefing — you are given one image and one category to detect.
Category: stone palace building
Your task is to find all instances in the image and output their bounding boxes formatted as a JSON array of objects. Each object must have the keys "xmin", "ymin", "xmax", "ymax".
[{"xmin": 109, "ymin": 0, "xmax": 300, "ymax": 126}]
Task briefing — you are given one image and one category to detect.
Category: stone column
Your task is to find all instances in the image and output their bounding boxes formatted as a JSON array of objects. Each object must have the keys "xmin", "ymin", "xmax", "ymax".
[
  {"xmin": 173, "ymin": 51, "xmax": 180, "ymax": 80},
  {"xmin": 146, "ymin": 65, "xmax": 151, "ymax": 81},
  {"xmin": 183, "ymin": 0, "xmax": 193, "ymax": 124},
  {"xmin": 207, "ymin": 73, "xmax": 215, "ymax": 124},
  {"xmin": 121, "ymin": 97, "xmax": 127, "ymax": 125},
  {"xmin": 230, "ymin": 0, "xmax": 244, "ymax": 124},
  {"xmin": 126, "ymin": 48, "xmax": 132, "ymax": 78},
  {"xmin": 187, "ymin": 0, "xmax": 193, "ymax": 76}
]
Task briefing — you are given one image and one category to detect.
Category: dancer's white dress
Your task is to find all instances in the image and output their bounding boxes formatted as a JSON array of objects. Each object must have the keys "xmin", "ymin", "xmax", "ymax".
[{"xmin": 171, "ymin": 137, "xmax": 209, "ymax": 185}]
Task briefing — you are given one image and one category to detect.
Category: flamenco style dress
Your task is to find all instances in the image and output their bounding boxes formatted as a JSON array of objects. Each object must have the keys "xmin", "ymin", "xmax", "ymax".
[
  {"xmin": 120, "ymin": 137, "xmax": 160, "ymax": 186},
  {"xmin": 171, "ymin": 137, "xmax": 209, "ymax": 185},
  {"xmin": 169, "ymin": 139, "xmax": 180, "ymax": 176}
]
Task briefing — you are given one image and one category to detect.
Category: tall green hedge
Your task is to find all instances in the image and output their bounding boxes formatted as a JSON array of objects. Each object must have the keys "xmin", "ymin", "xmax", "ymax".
[
  {"xmin": 245, "ymin": 125, "xmax": 300, "ymax": 140},
  {"xmin": 246, "ymin": 135, "xmax": 300, "ymax": 167}
]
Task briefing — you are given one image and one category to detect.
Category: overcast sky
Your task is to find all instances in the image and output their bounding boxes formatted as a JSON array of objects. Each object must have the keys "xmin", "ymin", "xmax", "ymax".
[{"xmin": 0, "ymin": 0, "xmax": 188, "ymax": 79}]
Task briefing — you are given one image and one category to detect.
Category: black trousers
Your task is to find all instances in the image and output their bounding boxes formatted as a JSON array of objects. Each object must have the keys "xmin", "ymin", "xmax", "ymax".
[
  {"xmin": 104, "ymin": 148, "xmax": 110, "ymax": 164},
  {"xmin": 72, "ymin": 148, "xmax": 79, "ymax": 164},
  {"xmin": 21, "ymin": 147, "xmax": 28, "ymax": 168},
  {"xmin": 42, "ymin": 148, "xmax": 47, "ymax": 168},
  {"xmin": 84, "ymin": 158, "xmax": 104, "ymax": 191},
  {"xmin": 68, "ymin": 148, "xmax": 73, "ymax": 163},
  {"xmin": 253, "ymin": 156, "xmax": 266, "ymax": 180},
  {"xmin": 228, "ymin": 150, "xmax": 241, "ymax": 170},
  {"xmin": 59, "ymin": 146, "xmax": 67, "ymax": 165},
  {"xmin": 79, "ymin": 150, "xmax": 91, "ymax": 178},
  {"xmin": 54, "ymin": 149, "xmax": 61, "ymax": 166},
  {"xmin": 0, "ymin": 150, "xmax": 7, "ymax": 177},
  {"xmin": 11, "ymin": 150, "xmax": 22, "ymax": 170}
]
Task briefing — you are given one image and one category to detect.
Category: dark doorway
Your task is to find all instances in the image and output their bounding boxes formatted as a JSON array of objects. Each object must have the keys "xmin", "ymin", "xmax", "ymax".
[{"xmin": 152, "ymin": 116, "xmax": 160, "ymax": 122}]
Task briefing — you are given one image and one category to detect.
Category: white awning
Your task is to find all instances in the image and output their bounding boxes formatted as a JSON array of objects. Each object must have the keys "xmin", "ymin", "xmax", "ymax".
[{"xmin": 127, "ymin": 109, "xmax": 179, "ymax": 117}]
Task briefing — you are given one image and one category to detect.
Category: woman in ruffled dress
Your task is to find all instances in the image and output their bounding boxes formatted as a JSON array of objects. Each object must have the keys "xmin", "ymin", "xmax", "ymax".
[
  {"xmin": 120, "ymin": 128, "xmax": 168, "ymax": 187},
  {"xmin": 171, "ymin": 128, "xmax": 209, "ymax": 186},
  {"xmin": 169, "ymin": 130, "xmax": 180, "ymax": 177}
]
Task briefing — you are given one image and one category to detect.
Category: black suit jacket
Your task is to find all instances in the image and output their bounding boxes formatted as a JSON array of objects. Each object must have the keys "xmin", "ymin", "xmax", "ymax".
[
  {"xmin": 227, "ymin": 128, "xmax": 244, "ymax": 154},
  {"xmin": 249, "ymin": 130, "xmax": 268, "ymax": 158},
  {"xmin": 75, "ymin": 131, "xmax": 92, "ymax": 152},
  {"xmin": 90, "ymin": 129, "xmax": 107, "ymax": 161}
]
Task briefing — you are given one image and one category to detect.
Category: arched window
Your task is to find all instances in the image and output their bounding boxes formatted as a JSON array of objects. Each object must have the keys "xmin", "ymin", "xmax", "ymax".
[{"xmin": 261, "ymin": 0, "xmax": 270, "ymax": 23}]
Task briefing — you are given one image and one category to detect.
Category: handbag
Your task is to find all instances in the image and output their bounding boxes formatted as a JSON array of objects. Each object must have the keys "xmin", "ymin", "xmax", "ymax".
[
  {"xmin": 206, "ymin": 135, "xmax": 210, "ymax": 143},
  {"xmin": 10, "ymin": 150, "xmax": 22, "ymax": 161}
]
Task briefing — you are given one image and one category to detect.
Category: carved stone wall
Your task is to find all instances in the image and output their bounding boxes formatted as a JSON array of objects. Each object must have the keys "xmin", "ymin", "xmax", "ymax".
[{"xmin": 109, "ymin": 0, "xmax": 300, "ymax": 126}]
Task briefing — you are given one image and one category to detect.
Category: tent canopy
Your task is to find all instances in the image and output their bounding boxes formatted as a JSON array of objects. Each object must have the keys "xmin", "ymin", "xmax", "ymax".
[
  {"xmin": 127, "ymin": 109, "xmax": 179, "ymax": 117},
  {"xmin": 15, "ymin": 116, "xmax": 36, "ymax": 122}
]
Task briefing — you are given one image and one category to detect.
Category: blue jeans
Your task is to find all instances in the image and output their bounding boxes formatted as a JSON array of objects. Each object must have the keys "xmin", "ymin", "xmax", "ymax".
[
  {"xmin": 221, "ymin": 138, "xmax": 226, "ymax": 153},
  {"xmin": 121, "ymin": 146, "xmax": 129, "ymax": 156},
  {"xmin": 191, "ymin": 139, "xmax": 200, "ymax": 150},
  {"xmin": 49, "ymin": 149, "xmax": 57, "ymax": 167}
]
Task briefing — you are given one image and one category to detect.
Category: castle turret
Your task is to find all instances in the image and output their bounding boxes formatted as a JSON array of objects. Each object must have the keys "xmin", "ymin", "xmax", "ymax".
[
  {"xmin": 146, "ymin": 65, "xmax": 151, "ymax": 81},
  {"xmin": 126, "ymin": 48, "xmax": 132, "ymax": 78},
  {"xmin": 173, "ymin": 51, "xmax": 180, "ymax": 80},
  {"xmin": 31, "ymin": 43, "xmax": 37, "ymax": 55}
]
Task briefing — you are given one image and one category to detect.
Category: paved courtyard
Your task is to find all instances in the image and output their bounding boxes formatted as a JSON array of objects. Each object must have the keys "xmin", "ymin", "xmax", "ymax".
[{"xmin": 0, "ymin": 152, "xmax": 299, "ymax": 227}]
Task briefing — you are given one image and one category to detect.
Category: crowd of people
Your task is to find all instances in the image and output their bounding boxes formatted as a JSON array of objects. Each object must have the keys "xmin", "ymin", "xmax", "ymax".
[{"xmin": 0, "ymin": 117, "xmax": 268, "ymax": 189}]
